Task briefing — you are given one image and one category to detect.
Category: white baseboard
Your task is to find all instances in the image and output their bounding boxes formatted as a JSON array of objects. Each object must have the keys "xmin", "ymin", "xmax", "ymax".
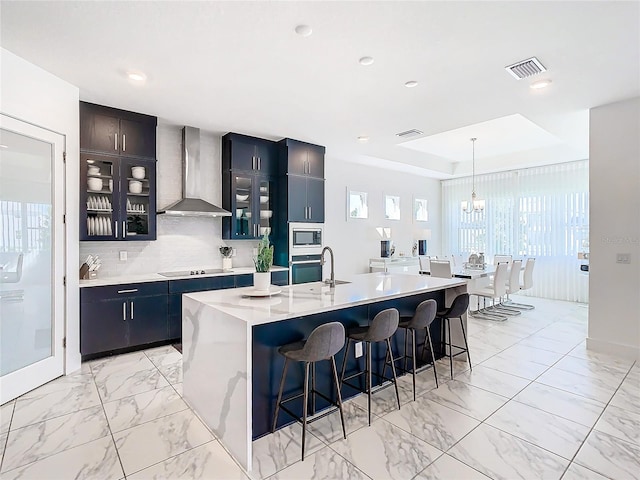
[{"xmin": 586, "ymin": 337, "xmax": 640, "ymax": 361}]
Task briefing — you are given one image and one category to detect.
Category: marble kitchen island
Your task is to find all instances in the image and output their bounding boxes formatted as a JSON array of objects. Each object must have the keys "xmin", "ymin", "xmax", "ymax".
[{"xmin": 182, "ymin": 272, "xmax": 467, "ymax": 472}]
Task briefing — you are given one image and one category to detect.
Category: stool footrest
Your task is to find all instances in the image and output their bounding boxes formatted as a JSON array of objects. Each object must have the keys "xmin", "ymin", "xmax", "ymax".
[
  {"xmin": 277, "ymin": 389, "xmax": 342, "ymax": 427},
  {"xmin": 341, "ymin": 378, "xmax": 397, "ymax": 396},
  {"xmin": 342, "ymin": 369, "xmax": 394, "ymax": 385}
]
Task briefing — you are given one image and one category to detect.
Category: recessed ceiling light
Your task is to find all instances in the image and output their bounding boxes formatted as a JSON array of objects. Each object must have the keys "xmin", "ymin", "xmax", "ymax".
[
  {"xmin": 530, "ymin": 79, "xmax": 552, "ymax": 89},
  {"xmin": 357, "ymin": 136, "xmax": 369, "ymax": 143},
  {"xmin": 295, "ymin": 25, "xmax": 312, "ymax": 37},
  {"xmin": 359, "ymin": 56, "xmax": 374, "ymax": 66},
  {"xmin": 127, "ymin": 71, "xmax": 147, "ymax": 83},
  {"xmin": 405, "ymin": 81, "xmax": 418, "ymax": 88}
]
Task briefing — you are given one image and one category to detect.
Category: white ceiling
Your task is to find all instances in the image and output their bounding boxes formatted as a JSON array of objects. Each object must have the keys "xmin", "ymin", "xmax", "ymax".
[{"xmin": 1, "ymin": 1, "xmax": 638, "ymax": 178}]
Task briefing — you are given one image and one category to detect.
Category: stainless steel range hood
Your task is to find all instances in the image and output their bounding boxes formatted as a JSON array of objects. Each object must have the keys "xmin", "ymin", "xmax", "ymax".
[{"xmin": 158, "ymin": 126, "xmax": 231, "ymax": 217}]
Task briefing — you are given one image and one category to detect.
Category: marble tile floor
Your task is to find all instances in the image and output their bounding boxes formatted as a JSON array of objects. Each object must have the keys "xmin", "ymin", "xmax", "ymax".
[{"xmin": 1, "ymin": 296, "xmax": 639, "ymax": 479}]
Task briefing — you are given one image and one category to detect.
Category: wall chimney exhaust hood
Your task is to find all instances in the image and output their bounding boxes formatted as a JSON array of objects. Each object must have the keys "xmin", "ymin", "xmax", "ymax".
[{"xmin": 158, "ymin": 126, "xmax": 231, "ymax": 217}]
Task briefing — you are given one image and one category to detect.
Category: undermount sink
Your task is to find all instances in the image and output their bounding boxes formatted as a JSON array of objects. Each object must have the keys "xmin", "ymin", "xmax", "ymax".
[{"xmin": 323, "ymin": 279, "xmax": 351, "ymax": 285}]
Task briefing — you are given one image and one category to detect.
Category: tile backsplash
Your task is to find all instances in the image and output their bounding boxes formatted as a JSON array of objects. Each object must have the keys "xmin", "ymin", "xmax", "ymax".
[{"xmin": 79, "ymin": 124, "xmax": 259, "ymax": 278}]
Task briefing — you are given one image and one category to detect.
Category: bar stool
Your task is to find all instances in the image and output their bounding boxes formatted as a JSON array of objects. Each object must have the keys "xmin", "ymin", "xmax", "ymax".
[
  {"xmin": 272, "ymin": 322, "xmax": 346, "ymax": 461},
  {"xmin": 396, "ymin": 299, "xmax": 439, "ymax": 400},
  {"xmin": 436, "ymin": 293, "xmax": 472, "ymax": 379},
  {"xmin": 340, "ymin": 308, "xmax": 400, "ymax": 425}
]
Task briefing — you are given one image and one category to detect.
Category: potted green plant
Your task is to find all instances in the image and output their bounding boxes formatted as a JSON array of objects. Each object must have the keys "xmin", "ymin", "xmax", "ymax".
[
  {"xmin": 219, "ymin": 246, "xmax": 233, "ymax": 271},
  {"xmin": 253, "ymin": 233, "xmax": 274, "ymax": 291}
]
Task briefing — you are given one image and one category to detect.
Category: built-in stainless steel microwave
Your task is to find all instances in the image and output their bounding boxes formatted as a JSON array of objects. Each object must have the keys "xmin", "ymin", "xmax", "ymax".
[{"xmin": 289, "ymin": 223, "xmax": 323, "ymax": 250}]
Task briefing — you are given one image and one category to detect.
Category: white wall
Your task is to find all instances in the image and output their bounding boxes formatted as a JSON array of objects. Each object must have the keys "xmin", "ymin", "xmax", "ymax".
[
  {"xmin": 1, "ymin": 48, "xmax": 81, "ymax": 372},
  {"xmin": 79, "ymin": 125, "xmax": 258, "ymax": 276},
  {"xmin": 588, "ymin": 96, "xmax": 640, "ymax": 360},
  {"xmin": 324, "ymin": 158, "xmax": 441, "ymax": 279}
]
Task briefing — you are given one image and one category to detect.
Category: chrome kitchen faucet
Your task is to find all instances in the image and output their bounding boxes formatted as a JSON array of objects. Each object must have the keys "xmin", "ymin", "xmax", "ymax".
[{"xmin": 321, "ymin": 246, "xmax": 335, "ymax": 288}]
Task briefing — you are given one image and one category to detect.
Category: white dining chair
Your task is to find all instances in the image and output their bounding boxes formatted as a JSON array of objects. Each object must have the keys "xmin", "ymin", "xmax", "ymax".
[
  {"xmin": 468, "ymin": 262, "xmax": 509, "ymax": 321},
  {"xmin": 418, "ymin": 255, "xmax": 431, "ymax": 274},
  {"xmin": 493, "ymin": 259, "xmax": 523, "ymax": 315},
  {"xmin": 494, "ymin": 254, "xmax": 512, "ymax": 265},
  {"xmin": 504, "ymin": 258, "xmax": 536, "ymax": 310},
  {"xmin": 429, "ymin": 259, "xmax": 452, "ymax": 279}
]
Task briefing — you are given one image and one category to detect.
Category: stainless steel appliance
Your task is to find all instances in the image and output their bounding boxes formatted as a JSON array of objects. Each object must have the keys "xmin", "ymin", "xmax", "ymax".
[{"xmin": 289, "ymin": 223, "xmax": 324, "ymax": 284}]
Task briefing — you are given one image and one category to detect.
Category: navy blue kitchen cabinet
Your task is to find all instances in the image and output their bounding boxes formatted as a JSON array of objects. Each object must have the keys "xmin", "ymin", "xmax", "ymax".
[
  {"xmin": 280, "ymin": 138, "xmax": 324, "ymax": 179},
  {"xmin": 168, "ymin": 275, "xmax": 236, "ymax": 340},
  {"xmin": 80, "ymin": 101, "xmax": 157, "ymax": 159},
  {"xmin": 277, "ymin": 139, "xmax": 325, "ymax": 223},
  {"xmin": 80, "ymin": 282, "xmax": 168, "ymax": 359},
  {"xmin": 221, "ymin": 132, "xmax": 277, "ymax": 175},
  {"xmin": 81, "ymin": 154, "xmax": 157, "ymax": 241},
  {"xmin": 234, "ymin": 270, "xmax": 289, "ymax": 288},
  {"xmin": 222, "ymin": 133, "xmax": 277, "ymax": 240},
  {"xmin": 168, "ymin": 272, "xmax": 289, "ymax": 339},
  {"xmin": 80, "ymin": 101, "xmax": 157, "ymax": 242}
]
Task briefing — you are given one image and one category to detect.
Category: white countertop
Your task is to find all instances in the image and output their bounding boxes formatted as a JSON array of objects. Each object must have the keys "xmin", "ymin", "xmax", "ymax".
[
  {"xmin": 184, "ymin": 272, "xmax": 466, "ymax": 326},
  {"xmin": 79, "ymin": 266, "xmax": 289, "ymax": 288}
]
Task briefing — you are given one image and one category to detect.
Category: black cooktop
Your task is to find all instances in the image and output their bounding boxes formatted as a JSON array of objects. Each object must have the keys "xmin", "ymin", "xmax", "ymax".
[{"xmin": 158, "ymin": 269, "xmax": 227, "ymax": 278}]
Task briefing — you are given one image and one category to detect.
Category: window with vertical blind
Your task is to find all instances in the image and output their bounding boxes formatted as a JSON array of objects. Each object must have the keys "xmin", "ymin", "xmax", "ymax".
[{"xmin": 442, "ymin": 160, "xmax": 589, "ymax": 302}]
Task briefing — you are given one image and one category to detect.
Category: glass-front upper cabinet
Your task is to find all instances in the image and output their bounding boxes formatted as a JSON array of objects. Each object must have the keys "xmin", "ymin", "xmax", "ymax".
[
  {"xmin": 121, "ymin": 158, "xmax": 156, "ymax": 240},
  {"xmin": 233, "ymin": 175, "xmax": 254, "ymax": 238},
  {"xmin": 258, "ymin": 179, "xmax": 273, "ymax": 237},
  {"xmin": 80, "ymin": 155, "xmax": 156, "ymax": 241},
  {"xmin": 81, "ymin": 154, "xmax": 117, "ymax": 240}
]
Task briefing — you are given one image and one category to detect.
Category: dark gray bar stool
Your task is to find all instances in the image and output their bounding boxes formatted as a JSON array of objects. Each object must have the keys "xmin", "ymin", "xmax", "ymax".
[
  {"xmin": 437, "ymin": 293, "xmax": 472, "ymax": 379},
  {"xmin": 272, "ymin": 322, "xmax": 346, "ymax": 461},
  {"xmin": 396, "ymin": 299, "xmax": 439, "ymax": 401},
  {"xmin": 340, "ymin": 308, "xmax": 400, "ymax": 425}
]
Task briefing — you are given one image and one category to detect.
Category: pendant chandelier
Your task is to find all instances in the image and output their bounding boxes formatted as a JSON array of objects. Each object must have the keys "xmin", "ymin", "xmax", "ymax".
[{"xmin": 461, "ymin": 137, "xmax": 485, "ymax": 213}]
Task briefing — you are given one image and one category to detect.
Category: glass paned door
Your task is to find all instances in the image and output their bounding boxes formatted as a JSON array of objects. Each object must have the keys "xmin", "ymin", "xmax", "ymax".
[
  {"xmin": 258, "ymin": 179, "xmax": 273, "ymax": 237},
  {"xmin": 234, "ymin": 175, "xmax": 254, "ymax": 238},
  {"xmin": 83, "ymin": 154, "xmax": 116, "ymax": 239},
  {"xmin": 0, "ymin": 114, "xmax": 65, "ymax": 403},
  {"xmin": 123, "ymin": 160, "xmax": 151, "ymax": 238}
]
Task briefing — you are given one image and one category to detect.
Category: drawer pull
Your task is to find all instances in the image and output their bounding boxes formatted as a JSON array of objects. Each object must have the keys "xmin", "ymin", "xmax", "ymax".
[{"xmin": 117, "ymin": 289, "xmax": 138, "ymax": 294}]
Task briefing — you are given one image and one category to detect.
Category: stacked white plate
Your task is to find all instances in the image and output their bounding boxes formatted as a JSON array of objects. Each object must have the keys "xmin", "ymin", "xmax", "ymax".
[{"xmin": 87, "ymin": 217, "xmax": 112, "ymax": 236}]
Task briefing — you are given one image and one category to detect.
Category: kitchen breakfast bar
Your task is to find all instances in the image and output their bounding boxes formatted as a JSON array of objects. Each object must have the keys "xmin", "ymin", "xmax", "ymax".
[{"xmin": 182, "ymin": 272, "xmax": 467, "ymax": 471}]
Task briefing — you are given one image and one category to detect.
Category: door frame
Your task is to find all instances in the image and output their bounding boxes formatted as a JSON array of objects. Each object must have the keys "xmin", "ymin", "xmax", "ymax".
[{"xmin": 0, "ymin": 113, "xmax": 66, "ymax": 404}]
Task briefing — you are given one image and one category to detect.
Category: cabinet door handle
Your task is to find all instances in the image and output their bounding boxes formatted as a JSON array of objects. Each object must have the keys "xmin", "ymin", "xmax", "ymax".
[
  {"xmin": 118, "ymin": 289, "xmax": 138, "ymax": 294},
  {"xmin": 115, "ymin": 133, "xmax": 118, "ymax": 151},
  {"xmin": 123, "ymin": 134, "xmax": 126, "ymax": 152},
  {"xmin": 308, "ymin": 206, "xmax": 312, "ymax": 219},
  {"xmin": 115, "ymin": 221, "xmax": 118, "ymax": 238},
  {"xmin": 131, "ymin": 301, "xmax": 134, "ymax": 319},
  {"xmin": 258, "ymin": 157, "xmax": 261, "ymax": 170},
  {"xmin": 122, "ymin": 301, "xmax": 127, "ymax": 320},
  {"xmin": 122, "ymin": 221, "xmax": 126, "ymax": 238},
  {"xmin": 252, "ymin": 156, "xmax": 255, "ymax": 170}
]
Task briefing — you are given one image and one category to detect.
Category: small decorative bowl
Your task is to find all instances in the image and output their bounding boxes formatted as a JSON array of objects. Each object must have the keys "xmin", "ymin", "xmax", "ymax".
[
  {"xmin": 129, "ymin": 180, "xmax": 142, "ymax": 194},
  {"xmin": 131, "ymin": 166, "xmax": 146, "ymax": 179},
  {"xmin": 87, "ymin": 177, "xmax": 103, "ymax": 191}
]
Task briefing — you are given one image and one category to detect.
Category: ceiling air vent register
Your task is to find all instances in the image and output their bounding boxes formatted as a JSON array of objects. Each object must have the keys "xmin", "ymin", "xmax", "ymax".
[
  {"xmin": 396, "ymin": 129, "xmax": 423, "ymax": 138},
  {"xmin": 505, "ymin": 57, "xmax": 547, "ymax": 79}
]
